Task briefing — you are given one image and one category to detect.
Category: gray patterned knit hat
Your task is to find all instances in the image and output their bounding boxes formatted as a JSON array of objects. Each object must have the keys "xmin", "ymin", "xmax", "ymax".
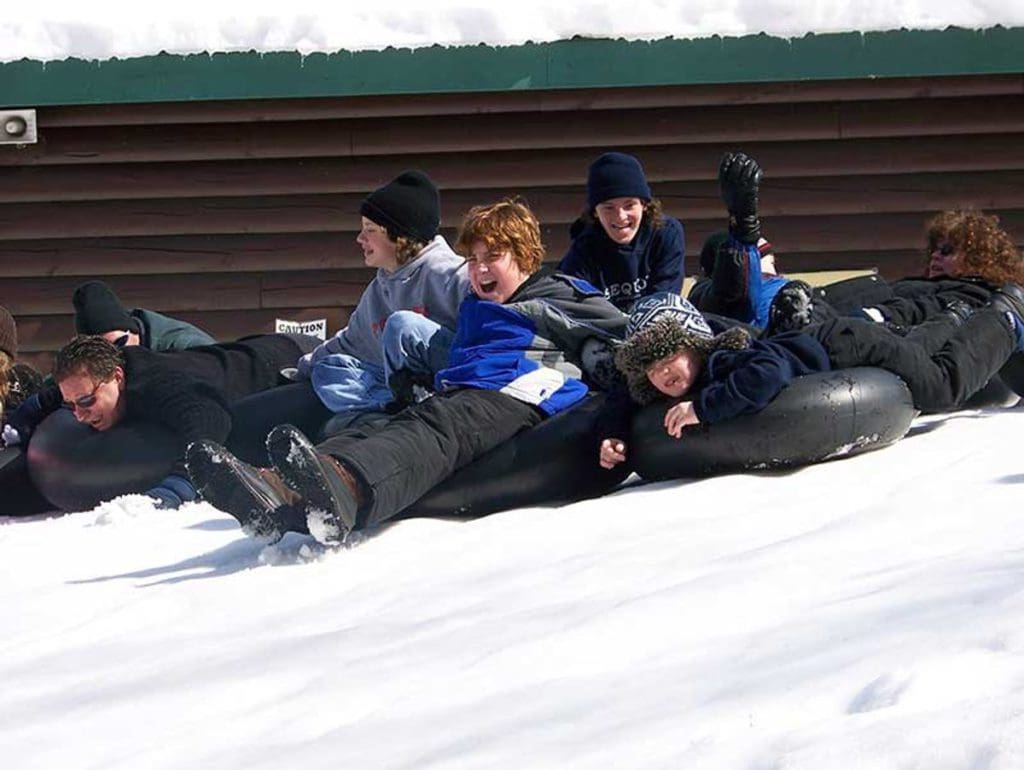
[{"xmin": 616, "ymin": 292, "xmax": 750, "ymax": 404}]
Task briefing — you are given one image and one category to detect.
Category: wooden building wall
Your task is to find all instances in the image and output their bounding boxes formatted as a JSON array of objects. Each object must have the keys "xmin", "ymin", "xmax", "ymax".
[{"xmin": 2, "ymin": 73, "xmax": 1024, "ymax": 371}]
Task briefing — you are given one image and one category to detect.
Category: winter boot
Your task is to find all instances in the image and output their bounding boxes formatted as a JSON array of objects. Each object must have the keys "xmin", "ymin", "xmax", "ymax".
[
  {"xmin": 186, "ymin": 440, "xmax": 307, "ymax": 542},
  {"xmin": 266, "ymin": 424, "xmax": 363, "ymax": 546},
  {"xmin": 766, "ymin": 280, "xmax": 815, "ymax": 335}
]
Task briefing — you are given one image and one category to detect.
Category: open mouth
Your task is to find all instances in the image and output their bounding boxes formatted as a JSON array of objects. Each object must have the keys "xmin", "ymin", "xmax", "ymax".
[
  {"xmin": 478, "ymin": 278, "xmax": 498, "ymax": 295},
  {"xmin": 609, "ymin": 222, "xmax": 637, "ymax": 239}
]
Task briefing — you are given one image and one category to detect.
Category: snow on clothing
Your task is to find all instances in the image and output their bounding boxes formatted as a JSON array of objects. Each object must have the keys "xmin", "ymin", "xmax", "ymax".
[
  {"xmin": 297, "ymin": 236, "xmax": 468, "ymax": 412},
  {"xmin": 558, "ymin": 216, "xmax": 685, "ymax": 312},
  {"xmin": 29, "ymin": 334, "xmax": 317, "ymax": 479},
  {"xmin": 313, "ymin": 270, "xmax": 627, "ymax": 529},
  {"xmin": 131, "ymin": 308, "xmax": 217, "ymax": 351}
]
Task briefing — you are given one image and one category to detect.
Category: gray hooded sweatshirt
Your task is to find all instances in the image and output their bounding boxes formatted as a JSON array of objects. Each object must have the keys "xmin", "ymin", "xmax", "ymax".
[{"xmin": 298, "ymin": 236, "xmax": 468, "ymax": 375}]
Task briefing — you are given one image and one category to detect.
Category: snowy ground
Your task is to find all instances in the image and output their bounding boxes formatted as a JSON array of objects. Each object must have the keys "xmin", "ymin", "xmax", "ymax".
[{"xmin": 3, "ymin": 406, "xmax": 1024, "ymax": 769}]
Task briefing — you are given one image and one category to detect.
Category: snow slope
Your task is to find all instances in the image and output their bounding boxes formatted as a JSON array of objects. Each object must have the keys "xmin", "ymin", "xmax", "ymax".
[{"xmin": 4, "ymin": 406, "xmax": 1024, "ymax": 769}]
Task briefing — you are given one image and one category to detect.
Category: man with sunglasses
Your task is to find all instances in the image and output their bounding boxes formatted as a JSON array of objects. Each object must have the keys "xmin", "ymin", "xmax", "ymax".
[
  {"xmin": 4, "ymin": 332, "xmax": 318, "ymax": 509},
  {"xmin": 72, "ymin": 280, "xmax": 216, "ymax": 353}
]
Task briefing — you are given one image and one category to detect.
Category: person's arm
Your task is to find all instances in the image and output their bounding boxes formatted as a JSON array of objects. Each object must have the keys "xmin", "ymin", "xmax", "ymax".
[
  {"xmin": 133, "ymin": 372, "xmax": 233, "ymax": 479},
  {"xmin": 599, "ymin": 438, "xmax": 628, "ymax": 469},
  {"xmin": 596, "ymin": 384, "xmax": 636, "ymax": 468},
  {"xmin": 558, "ymin": 238, "xmax": 601, "ymax": 289},
  {"xmin": 664, "ymin": 400, "xmax": 700, "ymax": 437},
  {"xmin": 160, "ymin": 322, "xmax": 216, "ymax": 350},
  {"xmin": 295, "ymin": 302, "xmax": 368, "ymax": 378},
  {"xmin": 644, "ymin": 219, "xmax": 686, "ymax": 297},
  {"xmin": 2, "ymin": 383, "xmax": 62, "ymax": 446},
  {"xmin": 694, "ymin": 347, "xmax": 802, "ymax": 425}
]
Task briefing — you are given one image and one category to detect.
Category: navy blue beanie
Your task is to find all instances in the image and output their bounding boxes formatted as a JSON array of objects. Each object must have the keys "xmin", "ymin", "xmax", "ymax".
[{"xmin": 586, "ymin": 152, "xmax": 652, "ymax": 210}]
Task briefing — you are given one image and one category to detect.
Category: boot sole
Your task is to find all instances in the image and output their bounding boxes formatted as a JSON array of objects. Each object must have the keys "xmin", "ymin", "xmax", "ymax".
[
  {"xmin": 185, "ymin": 441, "xmax": 285, "ymax": 543},
  {"xmin": 265, "ymin": 425, "xmax": 357, "ymax": 546}
]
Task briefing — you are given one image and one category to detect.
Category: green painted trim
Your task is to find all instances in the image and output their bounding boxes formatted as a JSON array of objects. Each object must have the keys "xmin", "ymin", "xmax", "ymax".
[{"xmin": 2, "ymin": 26, "xmax": 1023, "ymax": 108}]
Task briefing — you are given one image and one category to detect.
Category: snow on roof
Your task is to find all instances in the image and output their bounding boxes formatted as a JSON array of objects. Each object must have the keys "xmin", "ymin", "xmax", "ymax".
[{"xmin": 3, "ymin": 0, "xmax": 1022, "ymax": 63}]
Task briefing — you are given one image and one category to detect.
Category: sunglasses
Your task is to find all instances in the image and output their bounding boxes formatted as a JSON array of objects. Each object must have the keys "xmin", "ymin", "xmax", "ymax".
[
  {"xmin": 62, "ymin": 380, "xmax": 105, "ymax": 412},
  {"xmin": 111, "ymin": 334, "xmax": 131, "ymax": 348},
  {"xmin": 934, "ymin": 242, "xmax": 957, "ymax": 257}
]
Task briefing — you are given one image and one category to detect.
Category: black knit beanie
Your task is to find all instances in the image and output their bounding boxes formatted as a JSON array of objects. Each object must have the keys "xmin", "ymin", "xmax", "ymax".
[
  {"xmin": 73, "ymin": 281, "xmax": 139, "ymax": 335},
  {"xmin": 0, "ymin": 305, "xmax": 17, "ymax": 358},
  {"xmin": 615, "ymin": 292, "xmax": 750, "ymax": 404},
  {"xmin": 360, "ymin": 170, "xmax": 441, "ymax": 244},
  {"xmin": 587, "ymin": 152, "xmax": 652, "ymax": 210}
]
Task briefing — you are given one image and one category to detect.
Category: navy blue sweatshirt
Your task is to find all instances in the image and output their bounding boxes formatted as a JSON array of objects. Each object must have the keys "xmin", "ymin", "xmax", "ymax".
[
  {"xmin": 691, "ymin": 333, "xmax": 831, "ymax": 424},
  {"xmin": 558, "ymin": 216, "xmax": 685, "ymax": 312}
]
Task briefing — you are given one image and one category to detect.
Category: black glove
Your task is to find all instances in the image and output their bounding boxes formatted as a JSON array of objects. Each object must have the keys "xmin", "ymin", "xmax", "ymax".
[
  {"xmin": 388, "ymin": 368, "xmax": 434, "ymax": 407},
  {"xmin": 719, "ymin": 152, "xmax": 763, "ymax": 244}
]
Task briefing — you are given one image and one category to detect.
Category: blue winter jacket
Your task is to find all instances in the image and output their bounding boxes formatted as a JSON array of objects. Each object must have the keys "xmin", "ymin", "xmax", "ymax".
[
  {"xmin": 436, "ymin": 271, "xmax": 628, "ymax": 416},
  {"xmin": 558, "ymin": 216, "xmax": 685, "ymax": 312},
  {"xmin": 693, "ymin": 332, "xmax": 832, "ymax": 424}
]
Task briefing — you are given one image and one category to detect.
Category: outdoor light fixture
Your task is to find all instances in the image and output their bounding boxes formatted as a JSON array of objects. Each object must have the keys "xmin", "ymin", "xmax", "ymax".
[{"xmin": 1, "ymin": 109, "xmax": 37, "ymax": 145}]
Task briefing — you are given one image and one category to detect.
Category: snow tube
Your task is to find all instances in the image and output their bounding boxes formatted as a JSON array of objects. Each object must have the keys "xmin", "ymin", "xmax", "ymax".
[
  {"xmin": 401, "ymin": 393, "xmax": 630, "ymax": 520},
  {"xmin": 629, "ymin": 367, "xmax": 917, "ymax": 481},
  {"xmin": 0, "ymin": 446, "xmax": 53, "ymax": 516},
  {"xmin": 27, "ymin": 410, "xmax": 180, "ymax": 512}
]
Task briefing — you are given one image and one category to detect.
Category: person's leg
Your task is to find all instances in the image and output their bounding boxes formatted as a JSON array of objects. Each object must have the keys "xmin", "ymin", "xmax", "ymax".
[
  {"xmin": 701, "ymin": 239, "xmax": 762, "ymax": 325},
  {"xmin": 381, "ymin": 311, "xmax": 455, "ymax": 403},
  {"xmin": 817, "ymin": 274, "xmax": 895, "ymax": 315},
  {"xmin": 227, "ymin": 380, "xmax": 331, "ymax": 465},
  {"xmin": 313, "ymin": 389, "xmax": 544, "ymax": 529},
  {"xmin": 899, "ymin": 301, "xmax": 972, "ymax": 355},
  {"xmin": 309, "ymin": 352, "xmax": 393, "ymax": 413},
  {"xmin": 810, "ymin": 309, "xmax": 1016, "ymax": 413}
]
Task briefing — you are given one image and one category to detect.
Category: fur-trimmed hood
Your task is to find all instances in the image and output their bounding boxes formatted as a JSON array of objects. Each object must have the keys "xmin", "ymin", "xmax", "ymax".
[{"xmin": 614, "ymin": 317, "xmax": 751, "ymax": 404}]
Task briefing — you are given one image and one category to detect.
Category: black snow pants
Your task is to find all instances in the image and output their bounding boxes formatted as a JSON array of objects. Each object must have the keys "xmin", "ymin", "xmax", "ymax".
[
  {"xmin": 317, "ymin": 388, "xmax": 545, "ymax": 529},
  {"xmin": 808, "ymin": 308, "xmax": 1015, "ymax": 413}
]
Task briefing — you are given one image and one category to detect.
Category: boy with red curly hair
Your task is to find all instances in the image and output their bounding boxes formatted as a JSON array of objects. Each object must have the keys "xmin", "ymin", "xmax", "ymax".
[{"xmin": 188, "ymin": 198, "xmax": 627, "ymax": 544}]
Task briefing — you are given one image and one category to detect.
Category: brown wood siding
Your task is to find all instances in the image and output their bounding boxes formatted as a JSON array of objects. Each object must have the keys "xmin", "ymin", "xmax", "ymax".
[{"xmin": 2, "ymin": 74, "xmax": 1023, "ymax": 372}]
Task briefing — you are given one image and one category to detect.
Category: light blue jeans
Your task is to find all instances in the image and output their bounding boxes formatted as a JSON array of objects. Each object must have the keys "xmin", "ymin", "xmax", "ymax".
[{"xmin": 312, "ymin": 311, "xmax": 454, "ymax": 434}]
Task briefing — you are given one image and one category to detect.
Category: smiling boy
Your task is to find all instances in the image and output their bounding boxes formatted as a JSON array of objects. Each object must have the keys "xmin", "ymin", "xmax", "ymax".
[
  {"xmin": 296, "ymin": 170, "xmax": 468, "ymax": 430},
  {"xmin": 558, "ymin": 152, "xmax": 685, "ymax": 312},
  {"xmin": 599, "ymin": 290, "xmax": 1024, "ymax": 469},
  {"xmin": 188, "ymin": 198, "xmax": 627, "ymax": 543}
]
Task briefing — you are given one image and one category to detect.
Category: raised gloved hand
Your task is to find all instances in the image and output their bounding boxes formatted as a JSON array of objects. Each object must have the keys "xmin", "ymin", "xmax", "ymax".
[
  {"xmin": 3, "ymin": 393, "xmax": 46, "ymax": 447},
  {"xmin": 145, "ymin": 475, "xmax": 198, "ymax": 510},
  {"xmin": 719, "ymin": 152, "xmax": 763, "ymax": 244}
]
